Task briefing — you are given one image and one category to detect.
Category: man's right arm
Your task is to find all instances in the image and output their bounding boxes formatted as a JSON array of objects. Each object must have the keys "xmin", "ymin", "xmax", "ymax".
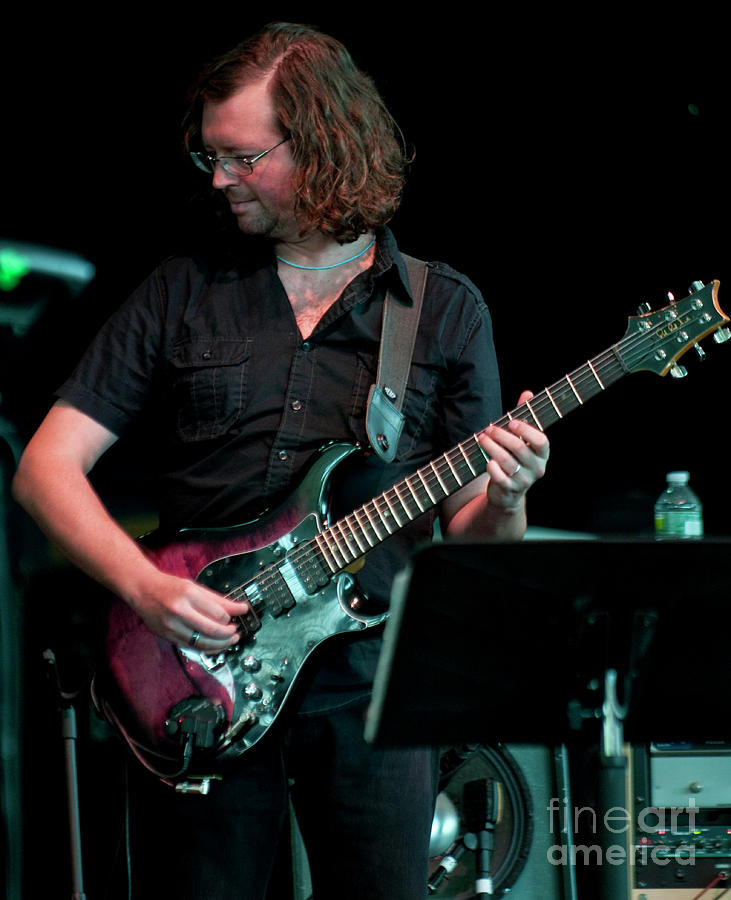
[{"xmin": 12, "ymin": 400, "xmax": 242, "ymax": 653}]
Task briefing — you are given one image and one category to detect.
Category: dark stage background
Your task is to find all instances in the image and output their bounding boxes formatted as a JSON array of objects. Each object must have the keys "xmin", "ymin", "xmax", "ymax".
[{"xmin": 1, "ymin": 12, "xmax": 729, "ymax": 899}]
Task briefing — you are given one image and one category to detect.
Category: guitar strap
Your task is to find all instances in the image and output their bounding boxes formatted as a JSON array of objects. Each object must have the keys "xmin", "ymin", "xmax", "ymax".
[{"xmin": 365, "ymin": 254, "xmax": 428, "ymax": 462}]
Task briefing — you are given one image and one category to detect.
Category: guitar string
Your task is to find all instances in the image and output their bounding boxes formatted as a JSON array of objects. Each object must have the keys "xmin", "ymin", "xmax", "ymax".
[
  {"xmin": 234, "ymin": 311, "xmax": 703, "ymax": 610},
  {"xmin": 295, "ymin": 315, "xmax": 682, "ymax": 570},
  {"xmin": 234, "ymin": 333, "xmax": 666, "ymax": 609},
  {"xmin": 230, "ymin": 307, "xmax": 711, "ymax": 613}
]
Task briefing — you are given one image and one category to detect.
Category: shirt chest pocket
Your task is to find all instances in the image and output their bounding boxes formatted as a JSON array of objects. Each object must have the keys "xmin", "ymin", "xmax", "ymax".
[{"xmin": 169, "ymin": 338, "xmax": 252, "ymax": 441}]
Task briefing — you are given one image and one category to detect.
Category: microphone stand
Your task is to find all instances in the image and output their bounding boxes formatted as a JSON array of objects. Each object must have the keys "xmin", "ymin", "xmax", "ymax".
[
  {"xmin": 462, "ymin": 777, "xmax": 500, "ymax": 898},
  {"xmin": 473, "ymin": 822, "xmax": 495, "ymax": 898},
  {"xmin": 43, "ymin": 649, "xmax": 87, "ymax": 900}
]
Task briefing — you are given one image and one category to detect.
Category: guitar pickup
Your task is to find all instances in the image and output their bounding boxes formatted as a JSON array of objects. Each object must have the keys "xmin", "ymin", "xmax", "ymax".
[
  {"xmin": 243, "ymin": 570, "xmax": 296, "ymax": 620},
  {"xmin": 234, "ymin": 606, "xmax": 261, "ymax": 637},
  {"xmin": 268, "ymin": 584, "xmax": 297, "ymax": 617},
  {"xmin": 250, "ymin": 563, "xmax": 297, "ymax": 618}
]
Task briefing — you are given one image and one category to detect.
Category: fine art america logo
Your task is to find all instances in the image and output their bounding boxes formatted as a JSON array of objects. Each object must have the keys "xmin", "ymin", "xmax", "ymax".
[{"xmin": 546, "ymin": 797, "xmax": 699, "ymax": 867}]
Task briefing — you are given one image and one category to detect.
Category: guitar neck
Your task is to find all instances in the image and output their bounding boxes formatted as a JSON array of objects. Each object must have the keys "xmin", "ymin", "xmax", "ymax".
[{"xmin": 313, "ymin": 339, "xmax": 629, "ymax": 574}]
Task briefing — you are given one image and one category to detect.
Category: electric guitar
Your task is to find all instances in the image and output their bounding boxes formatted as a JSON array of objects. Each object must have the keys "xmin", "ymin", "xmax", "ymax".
[{"xmin": 96, "ymin": 280, "xmax": 729, "ymax": 777}]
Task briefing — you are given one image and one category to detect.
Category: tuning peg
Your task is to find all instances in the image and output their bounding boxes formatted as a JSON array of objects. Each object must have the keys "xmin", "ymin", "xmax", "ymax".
[
  {"xmin": 694, "ymin": 343, "xmax": 707, "ymax": 361},
  {"xmin": 637, "ymin": 301, "xmax": 651, "ymax": 315},
  {"xmin": 667, "ymin": 292, "xmax": 676, "ymax": 304},
  {"xmin": 670, "ymin": 364, "xmax": 688, "ymax": 379},
  {"xmin": 689, "ymin": 280, "xmax": 705, "ymax": 293},
  {"xmin": 714, "ymin": 327, "xmax": 731, "ymax": 344}
]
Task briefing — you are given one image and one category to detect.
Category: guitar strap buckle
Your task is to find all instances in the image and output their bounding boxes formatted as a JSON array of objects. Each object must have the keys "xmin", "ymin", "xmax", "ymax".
[
  {"xmin": 365, "ymin": 383, "xmax": 404, "ymax": 463},
  {"xmin": 366, "ymin": 255, "xmax": 428, "ymax": 462}
]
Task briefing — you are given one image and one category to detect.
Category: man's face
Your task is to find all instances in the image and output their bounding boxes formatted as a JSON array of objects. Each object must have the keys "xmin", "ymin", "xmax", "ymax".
[{"xmin": 201, "ymin": 76, "xmax": 299, "ymax": 241}]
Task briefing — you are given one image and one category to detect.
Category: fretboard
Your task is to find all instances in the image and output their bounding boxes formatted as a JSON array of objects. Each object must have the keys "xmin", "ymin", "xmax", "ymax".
[{"xmin": 313, "ymin": 339, "xmax": 631, "ymax": 573}]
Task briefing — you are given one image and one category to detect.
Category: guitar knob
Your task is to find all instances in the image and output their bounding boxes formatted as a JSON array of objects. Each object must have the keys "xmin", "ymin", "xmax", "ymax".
[
  {"xmin": 241, "ymin": 655, "xmax": 262, "ymax": 672},
  {"xmin": 244, "ymin": 683, "xmax": 263, "ymax": 701}
]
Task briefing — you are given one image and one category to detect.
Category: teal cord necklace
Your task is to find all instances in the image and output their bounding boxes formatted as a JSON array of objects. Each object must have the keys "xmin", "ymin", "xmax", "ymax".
[{"xmin": 276, "ymin": 237, "xmax": 376, "ymax": 271}]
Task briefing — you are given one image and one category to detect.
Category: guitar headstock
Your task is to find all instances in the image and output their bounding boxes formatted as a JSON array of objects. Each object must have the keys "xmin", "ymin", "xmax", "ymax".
[{"xmin": 623, "ymin": 280, "xmax": 730, "ymax": 377}]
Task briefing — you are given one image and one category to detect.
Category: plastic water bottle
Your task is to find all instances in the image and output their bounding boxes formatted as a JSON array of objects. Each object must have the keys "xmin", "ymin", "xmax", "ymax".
[{"xmin": 654, "ymin": 471, "xmax": 704, "ymax": 540}]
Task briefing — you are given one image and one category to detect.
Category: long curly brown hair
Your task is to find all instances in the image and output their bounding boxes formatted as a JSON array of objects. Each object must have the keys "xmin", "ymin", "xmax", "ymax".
[{"xmin": 184, "ymin": 23, "xmax": 410, "ymax": 244}]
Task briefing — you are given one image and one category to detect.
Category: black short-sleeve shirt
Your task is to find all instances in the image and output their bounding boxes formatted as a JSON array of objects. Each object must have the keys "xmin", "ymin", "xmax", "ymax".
[{"xmin": 58, "ymin": 228, "xmax": 502, "ymax": 703}]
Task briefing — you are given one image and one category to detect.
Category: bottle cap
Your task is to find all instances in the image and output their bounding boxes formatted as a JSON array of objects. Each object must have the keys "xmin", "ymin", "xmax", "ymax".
[{"xmin": 667, "ymin": 471, "xmax": 690, "ymax": 484}]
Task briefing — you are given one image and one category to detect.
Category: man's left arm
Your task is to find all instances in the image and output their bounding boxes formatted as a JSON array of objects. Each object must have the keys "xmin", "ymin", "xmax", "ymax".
[{"xmin": 440, "ymin": 391, "xmax": 550, "ymax": 540}]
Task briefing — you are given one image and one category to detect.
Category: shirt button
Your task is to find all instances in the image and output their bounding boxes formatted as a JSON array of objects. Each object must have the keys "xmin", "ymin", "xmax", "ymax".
[
  {"xmin": 278, "ymin": 450, "xmax": 288, "ymax": 461},
  {"xmin": 291, "ymin": 400, "xmax": 302, "ymax": 412},
  {"xmin": 201, "ymin": 350, "xmax": 212, "ymax": 360},
  {"xmin": 301, "ymin": 341, "xmax": 311, "ymax": 352}
]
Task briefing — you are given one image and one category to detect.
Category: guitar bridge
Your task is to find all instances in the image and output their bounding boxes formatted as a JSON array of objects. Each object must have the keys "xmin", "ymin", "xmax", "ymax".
[{"xmin": 197, "ymin": 651, "xmax": 228, "ymax": 671}]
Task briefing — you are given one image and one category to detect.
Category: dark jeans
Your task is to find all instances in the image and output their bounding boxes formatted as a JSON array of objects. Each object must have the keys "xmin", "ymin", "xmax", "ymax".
[{"xmin": 121, "ymin": 699, "xmax": 439, "ymax": 899}]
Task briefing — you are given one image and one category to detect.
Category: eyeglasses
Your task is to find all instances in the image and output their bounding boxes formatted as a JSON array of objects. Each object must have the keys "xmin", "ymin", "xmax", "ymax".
[{"xmin": 189, "ymin": 136, "xmax": 289, "ymax": 178}]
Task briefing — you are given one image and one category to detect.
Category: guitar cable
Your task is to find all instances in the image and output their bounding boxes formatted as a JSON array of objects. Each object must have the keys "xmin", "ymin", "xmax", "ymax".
[{"xmin": 92, "ymin": 679, "xmax": 197, "ymax": 781}]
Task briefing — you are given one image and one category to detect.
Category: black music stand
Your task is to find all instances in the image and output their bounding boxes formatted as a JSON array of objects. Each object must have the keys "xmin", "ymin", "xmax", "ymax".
[{"xmin": 364, "ymin": 538, "xmax": 731, "ymax": 900}]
